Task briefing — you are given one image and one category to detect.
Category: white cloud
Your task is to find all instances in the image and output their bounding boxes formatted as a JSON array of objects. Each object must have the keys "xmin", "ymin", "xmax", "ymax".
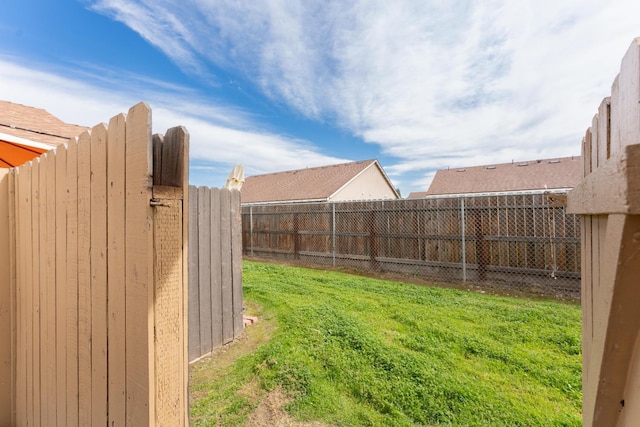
[
  {"xmin": 0, "ymin": 55, "xmax": 345, "ymax": 185},
  {"xmin": 85, "ymin": 0, "xmax": 640, "ymax": 191}
]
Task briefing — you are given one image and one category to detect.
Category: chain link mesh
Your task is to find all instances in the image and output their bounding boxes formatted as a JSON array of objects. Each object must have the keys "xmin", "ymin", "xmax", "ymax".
[{"xmin": 242, "ymin": 192, "xmax": 580, "ymax": 299}]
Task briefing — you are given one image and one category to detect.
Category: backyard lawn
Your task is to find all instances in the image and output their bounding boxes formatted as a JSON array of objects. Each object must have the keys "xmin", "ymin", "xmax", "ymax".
[{"xmin": 190, "ymin": 261, "xmax": 582, "ymax": 426}]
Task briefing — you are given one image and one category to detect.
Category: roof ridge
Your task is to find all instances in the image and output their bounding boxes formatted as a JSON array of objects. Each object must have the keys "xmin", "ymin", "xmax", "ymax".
[{"xmin": 246, "ymin": 159, "xmax": 375, "ymax": 179}]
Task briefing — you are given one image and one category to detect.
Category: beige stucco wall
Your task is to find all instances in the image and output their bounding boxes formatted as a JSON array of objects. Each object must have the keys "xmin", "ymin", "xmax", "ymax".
[{"xmin": 330, "ymin": 164, "xmax": 397, "ymax": 201}]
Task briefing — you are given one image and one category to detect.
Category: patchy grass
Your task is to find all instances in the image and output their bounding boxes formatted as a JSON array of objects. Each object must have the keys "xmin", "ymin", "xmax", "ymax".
[{"xmin": 189, "ymin": 261, "xmax": 582, "ymax": 426}]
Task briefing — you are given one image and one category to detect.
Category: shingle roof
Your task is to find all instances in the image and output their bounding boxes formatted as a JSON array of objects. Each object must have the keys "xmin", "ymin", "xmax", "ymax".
[
  {"xmin": 241, "ymin": 159, "xmax": 388, "ymax": 204},
  {"xmin": 408, "ymin": 156, "xmax": 581, "ymax": 198},
  {"xmin": 0, "ymin": 100, "xmax": 88, "ymax": 148}
]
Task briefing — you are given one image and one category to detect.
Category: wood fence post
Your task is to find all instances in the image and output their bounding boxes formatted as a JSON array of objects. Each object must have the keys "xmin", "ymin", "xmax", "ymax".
[
  {"xmin": 567, "ymin": 37, "xmax": 640, "ymax": 427},
  {"xmin": 369, "ymin": 209, "xmax": 378, "ymax": 270},
  {"xmin": 151, "ymin": 125, "xmax": 189, "ymax": 425}
]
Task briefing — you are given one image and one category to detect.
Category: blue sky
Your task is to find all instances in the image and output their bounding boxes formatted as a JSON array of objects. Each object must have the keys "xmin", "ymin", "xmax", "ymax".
[{"xmin": 1, "ymin": 1, "xmax": 639, "ymax": 195}]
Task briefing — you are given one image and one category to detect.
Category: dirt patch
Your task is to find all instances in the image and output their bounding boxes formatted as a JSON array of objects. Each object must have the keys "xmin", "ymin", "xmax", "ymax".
[{"xmin": 246, "ymin": 386, "xmax": 326, "ymax": 427}]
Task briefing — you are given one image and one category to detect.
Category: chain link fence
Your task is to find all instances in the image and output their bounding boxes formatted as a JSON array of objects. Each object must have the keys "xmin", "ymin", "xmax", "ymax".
[{"xmin": 241, "ymin": 192, "xmax": 580, "ymax": 299}]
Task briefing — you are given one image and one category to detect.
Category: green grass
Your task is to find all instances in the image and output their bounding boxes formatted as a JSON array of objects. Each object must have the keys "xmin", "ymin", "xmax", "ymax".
[{"xmin": 190, "ymin": 261, "xmax": 582, "ymax": 426}]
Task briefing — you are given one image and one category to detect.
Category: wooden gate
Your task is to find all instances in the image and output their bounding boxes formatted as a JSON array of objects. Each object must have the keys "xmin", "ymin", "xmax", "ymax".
[
  {"xmin": 568, "ymin": 37, "xmax": 640, "ymax": 426},
  {"xmin": 0, "ymin": 103, "xmax": 190, "ymax": 426}
]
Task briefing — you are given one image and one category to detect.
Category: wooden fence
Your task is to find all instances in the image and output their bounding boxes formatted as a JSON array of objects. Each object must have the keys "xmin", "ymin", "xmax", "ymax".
[
  {"xmin": 188, "ymin": 185, "xmax": 243, "ymax": 363},
  {"xmin": 567, "ymin": 37, "xmax": 640, "ymax": 427},
  {"xmin": 243, "ymin": 192, "xmax": 581, "ymax": 295},
  {"xmin": 0, "ymin": 103, "xmax": 189, "ymax": 426}
]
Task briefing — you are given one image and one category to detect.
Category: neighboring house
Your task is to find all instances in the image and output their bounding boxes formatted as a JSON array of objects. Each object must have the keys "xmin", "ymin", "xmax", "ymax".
[
  {"xmin": 0, "ymin": 100, "xmax": 88, "ymax": 167},
  {"xmin": 241, "ymin": 159, "xmax": 400, "ymax": 205},
  {"xmin": 408, "ymin": 156, "xmax": 582, "ymax": 198}
]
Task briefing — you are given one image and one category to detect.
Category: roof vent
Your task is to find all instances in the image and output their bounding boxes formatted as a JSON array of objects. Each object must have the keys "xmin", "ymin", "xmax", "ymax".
[
  {"xmin": 456, "ymin": 169, "xmax": 466, "ymax": 172},
  {"xmin": 486, "ymin": 166, "xmax": 496, "ymax": 170},
  {"xmin": 517, "ymin": 163, "xmax": 528, "ymax": 166},
  {"xmin": 548, "ymin": 160, "xmax": 561, "ymax": 164}
]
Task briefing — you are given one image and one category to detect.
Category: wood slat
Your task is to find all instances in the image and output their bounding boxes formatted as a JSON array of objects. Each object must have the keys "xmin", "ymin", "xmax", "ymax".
[
  {"xmin": 76, "ymin": 131, "xmax": 92, "ymax": 426},
  {"xmin": 8, "ymin": 169, "xmax": 17, "ymax": 426},
  {"xmin": 31, "ymin": 158, "xmax": 41, "ymax": 427},
  {"xmin": 188, "ymin": 186, "xmax": 200, "ymax": 362},
  {"xmin": 611, "ymin": 38, "xmax": 640, "ymax": 155},
  {"xmin": 124, "ymin": 102, "xmax": 154, "ymax": 425},
  {"xmin": 18, "ymin": 164, "xmax": 32, "ymax": 426},
  {"xmin": 0, "ymin": 169, "xmax": 14, "ymax": 425},
  {"xmin": 231, "ymin": 189, "xmax": 244, "ymax": 339},
  {"xmin": 90, "ymin": 124, "xmax": 108, "ymax": 426},
  {"xmin": 44, "ymin": 150, "xmax": 57, "ymax": 426},
  {"xmin": 220, "ymin": 189, "xmax": 233, "ymax": 344},
  {"xmin": 198, "ymin": 186, "xmax": 213, "ymax": 354},
  {"xmin": 55, "ymin": 144, "xmax": 68, "ymax": 426},
  {"xmin": 211, "ymin": 188, "xmax": 224, "ymax": 347},
  {"xmin": 65, "ymin": 138, "xmax": 79, "ymax": 427},
  {"xmin": 107, "ymin": 114, "xmax": 127, "ymax": 426}
]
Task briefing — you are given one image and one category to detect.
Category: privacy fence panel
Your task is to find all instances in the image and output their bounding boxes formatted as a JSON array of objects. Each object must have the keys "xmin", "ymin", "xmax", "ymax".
[
  {"xmin": 188, "ymin": 185, "xmax": 243, "ymax": 363},
  {"xmin": 0, "ymin": 103, "xmax": 189, "ymax": 426},
  {"xmin": 567, "ymin": 37, "xmax": 640, "ymax": 427},
  {"xmin": 243, "ymin": 192, "xmax": 580, "ymax": 297}
]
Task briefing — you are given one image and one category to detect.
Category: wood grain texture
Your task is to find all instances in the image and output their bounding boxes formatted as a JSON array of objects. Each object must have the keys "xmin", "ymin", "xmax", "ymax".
[
  {"xmin": 188, "ymin": 186, "xmax": 201, "ymax": 362},
  {"xmin": 66, "ymin": 138, "xmax": 79, "ymax": 427},
  {"xmin": 573, "ymin": 37, "xmax": 640, "ymax": 427},
  {"xmin": 107, "ymin": 113, "xmax": 127, "ymax": 426},
  {"xmin": 591, "ymin": 215, "xmax": 640, "ymax": 426},
  {"xmin": 611, "ymin": 38, "xmax": 640, "ymax": 155},
  {"xmin": 567, "ymin": 144, "xmax": 640, "ymax": 215},
  {"xmin": 220, "ymin": 189, "xmax": 233, "ymax": 344},
  {"xmin": 0, "ymin": 169, "xmax": 13, "ymax": 425},
  {"xmin": 90, "ymin": 124, "xmax": 108, "ymax": 426},
  {"xmin": 198, "ymin": 186, "xmax": 213, "ymax": 355},
  {"xmin": 45, "ymin": 150, "xmax": 57, "ymax": 426},
  {"xmin": 231, "ymin": 189, "xmax": 244, "ymax": 339},
  {"xmin": 28, "ymin": 160, "xmax": 39, "ymax": 426},
  {"xmin": 124, "ymin": 102, "xmax": 154, "ymax": 426},
  {"xmin": 77, "ymin": 131, "xmax": 92, "ymax": 426},
  {"xmin": 155, "ymin": 126, "xmax": 187, "ymax": 187},
  {"xmin": 8, "ymin": 169, "xmax": 17, "ymax": 426},
  {"xmin": 55, "ymin": 144, "xmax": 68, "ymax": 426},
  {"xmin": 152, "ymin": 187, "xmax": 185, "ymax": 426},
  {"xmin": 212, "ymin": 188, "xmax": 224, "ymax": 347},
  {"xmin": 15, "ymin": 166, "xmax": 33, "ymax": 425}
]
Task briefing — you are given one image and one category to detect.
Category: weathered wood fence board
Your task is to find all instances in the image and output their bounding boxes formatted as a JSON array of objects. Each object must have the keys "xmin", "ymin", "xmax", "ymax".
[
  {"xmin": 0, "ymin": 168, "xmax": 13, "ymax": 423},
  {"xmin": 188, "ymin": 185, "xmax": 243, "ymax": 363},
  {"xmin": 243, "ymin": 193, "xmax": 581, "ymax": 294},
  {"xmin": 0, "ymin": 102, "xmax": 190, "ymax": 426},
  {"xmin": 567, "ymin": 37, "xmax": 640, "ymax": 427}
]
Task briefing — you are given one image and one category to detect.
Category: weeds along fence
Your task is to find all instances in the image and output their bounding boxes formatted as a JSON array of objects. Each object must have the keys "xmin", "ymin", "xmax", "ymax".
[
  {"xmin": 0, "ymin": 103, "xmax": 189, "ymax": 426},
  {"xmin": 242, "ymin": 191, "xmax": 581, "ymax": 298},
  {"xmin": 188, "ymin": 185, "xmax": 243, "ymax": 363}
]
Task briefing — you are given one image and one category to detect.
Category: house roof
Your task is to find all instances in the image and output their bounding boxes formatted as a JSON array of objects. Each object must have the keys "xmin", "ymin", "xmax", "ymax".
[
  {"xmin": 0, "ymin": 100, "xmax": 88, "ymax": 148},
  {"xmin": 407, "ymin": 156, "xmax": 582, "ymax": 198},
  {"xmin": 241, "ymin": 159, "xmax": 397, "ymax": 204}
]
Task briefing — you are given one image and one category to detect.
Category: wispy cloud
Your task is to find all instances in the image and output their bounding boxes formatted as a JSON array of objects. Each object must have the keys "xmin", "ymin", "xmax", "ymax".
[
  {"xmin": 0, "ymin": 55, "xmax": 346, "ymax": 185},
  {"xmin": 86, "ymin": 0, "xmax": 640, "ymax": 190}
]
